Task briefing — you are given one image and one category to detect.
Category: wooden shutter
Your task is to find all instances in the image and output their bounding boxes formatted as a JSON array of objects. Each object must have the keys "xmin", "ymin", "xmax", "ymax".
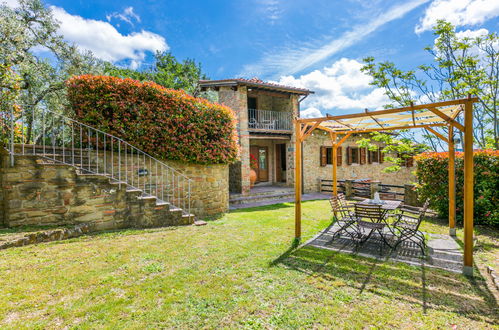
[
  {"xmin": 406, "ymin": 155, "xmax": 414, "ymax": 167},
  {"xmin": 320, "ymin": 146, "xmax": 327, "ymax": 167},
  {"xmin": 337, "ymin": 146, "xmax": 342, "ymax": 166},
  {"xmin": 346, "ymin": 146, "xmax": 352, "ymax": 165},
  {"xmin": 379, "ymin": 148, "xmax": 384, "ymax": 163},
  {"xmin": 367, "ymin": 150, "xmax": 372, "ymax": 164},
  {"xmin": 360, "ymin": 148, "xmax": 366, "ymax": 165}
]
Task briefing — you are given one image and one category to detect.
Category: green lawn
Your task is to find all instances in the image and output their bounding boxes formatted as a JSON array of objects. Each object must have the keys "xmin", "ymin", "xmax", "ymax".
[{"xmin": 0, "ymin": 200, "xmax": 497, "ymax": 328}]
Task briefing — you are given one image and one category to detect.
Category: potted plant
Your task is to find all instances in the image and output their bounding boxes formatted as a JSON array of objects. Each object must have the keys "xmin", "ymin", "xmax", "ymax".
[{"xmin": 249, "ymin": 153, "xmax": 258, "ymax": 187}]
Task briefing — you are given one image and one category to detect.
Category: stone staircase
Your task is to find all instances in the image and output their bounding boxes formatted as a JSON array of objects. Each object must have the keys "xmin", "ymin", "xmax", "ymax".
[{"xmin": 0, "ymin": 145, "xmax": 194, "ymax": 230}]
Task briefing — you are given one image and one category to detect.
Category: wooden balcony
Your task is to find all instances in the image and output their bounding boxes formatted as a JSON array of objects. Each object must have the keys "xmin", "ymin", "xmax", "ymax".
[{"xmin": 248, "ymin": 109, "xmax": 292, "ymax": 133}]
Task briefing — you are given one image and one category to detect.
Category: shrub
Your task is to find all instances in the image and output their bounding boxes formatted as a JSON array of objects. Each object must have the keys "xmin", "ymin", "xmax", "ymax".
[
  {"xmin": 415, "ymin": 150, "xmax": 499, "ymax": 228},
  {"xmin": 66, "ymin": 75, "xmax": 239, "ymax": 165}
]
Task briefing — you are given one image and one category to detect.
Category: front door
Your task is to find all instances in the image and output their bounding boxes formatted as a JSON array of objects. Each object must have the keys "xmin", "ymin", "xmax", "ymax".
[{"xmin": 250, "ymin": 146, "xmax": 269, "ymax": 182}]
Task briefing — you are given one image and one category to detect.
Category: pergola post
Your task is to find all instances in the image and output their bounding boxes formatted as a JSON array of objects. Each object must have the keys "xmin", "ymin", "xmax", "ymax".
[
  {"xmin": 448, "ymin": 125, "xmax": 456, "ymax": 236},
  {"xmin": 331, "ymin": 133, "xmax": 337, "ymax": 196},
  {"xmin": 294, "ymin": 120, "xmax": 302, "ymax": 240},
  {"xmin": 463, "ymin": 100, "xmax": 474, "ymax": 276}
]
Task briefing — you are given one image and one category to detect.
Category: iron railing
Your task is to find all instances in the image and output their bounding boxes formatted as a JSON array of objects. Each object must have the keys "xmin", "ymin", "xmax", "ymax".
[
  {"xmin": 248, "ymin": 109, "xmax": 292, "ymax": 131},
  {"xmin": 1, "ymin": 106, "xmax": 192, "ymax": 216}
]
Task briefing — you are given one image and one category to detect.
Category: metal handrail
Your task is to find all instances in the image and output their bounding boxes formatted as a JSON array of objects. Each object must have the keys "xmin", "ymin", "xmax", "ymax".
[
  {"xmin": 2, "ymin": 106, "xmax": 192, "ymax": 216},
  {"xmin": 248, "ymin": 108, "xmax": 292, "ymax": 131}
]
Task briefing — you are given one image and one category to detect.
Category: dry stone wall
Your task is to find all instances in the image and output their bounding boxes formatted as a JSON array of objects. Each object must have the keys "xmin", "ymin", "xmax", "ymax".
[{"xmin": 0, "ymin": 151, "xmax": 192, "ymax": 229}]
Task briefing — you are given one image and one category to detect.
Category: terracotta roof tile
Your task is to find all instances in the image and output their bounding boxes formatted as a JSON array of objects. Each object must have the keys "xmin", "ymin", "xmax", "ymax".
[{"xmin": 199, "ymin": 78, "xmax": 313, "ymax": 95}]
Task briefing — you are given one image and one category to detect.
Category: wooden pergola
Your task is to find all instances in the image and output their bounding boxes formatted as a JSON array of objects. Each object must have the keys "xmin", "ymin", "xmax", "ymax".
[{"xmin": 294, "ymin": 96, "xmax": 479, "ymax": 276}]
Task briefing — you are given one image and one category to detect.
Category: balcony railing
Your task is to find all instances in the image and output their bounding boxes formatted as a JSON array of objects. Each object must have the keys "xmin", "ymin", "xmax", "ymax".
[{"xmin": 248, "ymin": 109, "xmax": 292, "ymax": 132}]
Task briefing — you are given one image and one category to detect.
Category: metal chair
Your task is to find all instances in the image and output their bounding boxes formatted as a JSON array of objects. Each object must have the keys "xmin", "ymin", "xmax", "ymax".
[
  {"xmin": 389, "ymin": 200, "xmax": 430, "ymax": 255},
  {"xmin": 329, "ymin": 195, "xmax": 357, "ymax": 241},
  {"xmin": 353, "ymin": 204, "xmax": 387, "ymax": 247}
]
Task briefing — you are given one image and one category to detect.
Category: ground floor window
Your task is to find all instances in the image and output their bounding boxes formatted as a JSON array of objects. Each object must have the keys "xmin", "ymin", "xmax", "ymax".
[{"xmin": 320, "ymin": 146, "xmax": 342, "ymax": 166}]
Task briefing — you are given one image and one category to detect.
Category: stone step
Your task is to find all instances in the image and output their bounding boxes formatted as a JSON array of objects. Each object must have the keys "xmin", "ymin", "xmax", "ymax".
[{"xmin": 229, "ymin": 191, "xmax": 295, "ymax": 206}]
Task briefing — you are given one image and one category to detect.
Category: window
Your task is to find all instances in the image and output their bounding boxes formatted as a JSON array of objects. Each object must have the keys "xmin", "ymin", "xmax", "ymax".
[
  {"xmin": 368, "ymin": 148, "xmax": 382, "ymax": 163},
  {"xmin": 398, "ymin": 153, "xmax": 414, "ymax": 167},
  {"xmin": 320, "ymin": 146, "xmax": 342, "ymax": 166},
  {"xmin": 346, "ymin": 147, "xmax": 370, "ymax": 165}
]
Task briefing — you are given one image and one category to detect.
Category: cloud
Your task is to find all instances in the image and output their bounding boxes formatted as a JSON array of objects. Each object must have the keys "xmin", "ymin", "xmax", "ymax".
[
  {"xmin": 51, "ymin": 6, "xmax": 167, "ymax": 64},
  {"xmin": 277, "ymin": 58, "xmax": 390, "ymax": 116},
  {"xmin": 455, "ymin": 28, "xmax": 489, "ymax": 39},
  {"xmin": 241, "ymin": 0, "xmax": 429, "ymax": 78},
  {"xmin": 256, "ymin": 0, "xmax": 283, "ymax": 24},
  {"xmin": 300, "ymin": 107, "xmax": 323, "ymax": 118},
  {"xmin": 1, "ymin": 0, "xmax": 18, "ymax": 7},
  {"xmin": 106, "ymin": 6, "xmax": 141, "ymax": 26},
  {"xmin": 416, "ymin": 0, "xmax": 499, "ymax": 33}
]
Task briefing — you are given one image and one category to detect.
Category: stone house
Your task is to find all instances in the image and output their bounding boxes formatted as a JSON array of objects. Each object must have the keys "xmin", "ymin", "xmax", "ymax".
[{"xmin": 199, "ymin": 78, "xmax": 415, "ymax": 196}]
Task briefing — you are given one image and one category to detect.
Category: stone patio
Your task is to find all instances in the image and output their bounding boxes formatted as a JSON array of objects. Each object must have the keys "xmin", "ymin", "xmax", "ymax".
[{"xmin": 306, "ymin": 222, "xmax": 464, "ymax": 273}]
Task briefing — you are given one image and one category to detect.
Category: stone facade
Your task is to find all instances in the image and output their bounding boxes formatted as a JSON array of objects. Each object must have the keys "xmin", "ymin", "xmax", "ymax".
[
  {"xmin": 218, "ymin": 86, "xmax": 251, "ymax": 194},
  {"xmin": 216, "ymin": 85, "xmax": 300, "ymax": 194},
  {"xmin": 303, "ymin": 130, "xmax": 416, "ymax": 193}
]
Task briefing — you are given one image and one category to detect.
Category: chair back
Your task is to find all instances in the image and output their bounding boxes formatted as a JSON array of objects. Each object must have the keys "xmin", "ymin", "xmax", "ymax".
[
  {"xmin": 330, "ymin": 195, "xmax": 351, "ymax": 219},
  {"xmin": 414, "ymin": 199, "xmax": 430, "ymax": 229},
  {"xmin": 354, "ymin": 204, "xmax": 384, "ymax": 222}
]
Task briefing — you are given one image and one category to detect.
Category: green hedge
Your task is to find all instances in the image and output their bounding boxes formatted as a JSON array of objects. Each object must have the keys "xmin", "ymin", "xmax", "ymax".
[
  {"xmin": 415, "ymin": 150, "xmax": 499, "ymax": 227},
  {"xmin": 66, "ymin": 75, "xmax": 239, "ymax": 164}
]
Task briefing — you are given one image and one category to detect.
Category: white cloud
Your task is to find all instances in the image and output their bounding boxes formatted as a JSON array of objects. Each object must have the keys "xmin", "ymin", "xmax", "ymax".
[
  {"xmin": 416, "ymin": 0, "xmax": 499, "ymax": 33},
  {"xmin": 51, "ymin": 6, "xmax": 167, "ymax": 64},
  {"xmin": 455, "ymin": 28, "xmax": 489, "ymax": 39},
  {"xmin": 241, "ymin": 0, "xmax": 429, "ymax": 78},
  {"xmin": 300, "ymin": 107, "xmax": 323, "ymax": 118},
  {"xmin": 257, "ymin": 0, "xmax": 283, "ymax": 24},
  {"xmin": 106, "ymin": 6, "xmax": 141, "ymax": 26},
  {"xmin": 277, "ymin": 58, "xmax": 390, "ymax": 116}
]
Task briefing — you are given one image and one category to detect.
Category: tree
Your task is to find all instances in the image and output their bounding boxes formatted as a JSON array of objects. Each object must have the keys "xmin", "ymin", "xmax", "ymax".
[
  {"xmin": 104, "ymin": 51, "xmax": 207, "ymax": 95},
  {"xmin": 0, "ymin": 0, "xmax": 103, "ymax": 143},
  {"xmin": 362, "ymin": 20, "xmax": 499, "ymax": 151}
]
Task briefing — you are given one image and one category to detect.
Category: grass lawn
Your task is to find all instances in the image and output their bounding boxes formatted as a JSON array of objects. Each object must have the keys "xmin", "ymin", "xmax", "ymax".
[{"xmin": 0, "ymin": 200, "xmax": 497, "ymax": 328}]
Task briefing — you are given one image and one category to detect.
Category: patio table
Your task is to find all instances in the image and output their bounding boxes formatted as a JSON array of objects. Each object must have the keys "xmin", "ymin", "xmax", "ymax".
[
  {"xmin": 353, "ymin": 199, "xmax": 402, "ymax": 249},
  {"xmin": 357, "ymin": 199, "xmax": 402, "ymax": 211}
]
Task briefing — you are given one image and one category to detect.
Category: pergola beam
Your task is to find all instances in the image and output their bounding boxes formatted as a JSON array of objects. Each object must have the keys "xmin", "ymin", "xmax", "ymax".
[
  {"xmin": 426, "ymin": 126, "xmax": 449, "ymax": 143},
  {"xmin": 297, "ymin": 97, "xmax": 479, "ymax": 124},
  {"xmin": 427, "ymin": 107, "xmax": 465, "ymax": 132}
]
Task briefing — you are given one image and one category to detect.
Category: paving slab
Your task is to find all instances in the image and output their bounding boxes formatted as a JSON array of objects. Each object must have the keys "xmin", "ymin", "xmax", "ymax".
[{"xmin": 305, "ymin": 223, "xmax": 463, "ymax": 273}]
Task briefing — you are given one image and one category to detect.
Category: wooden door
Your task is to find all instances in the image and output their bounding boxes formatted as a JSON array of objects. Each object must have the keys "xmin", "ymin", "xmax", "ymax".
[{"xmin": 257, "ymin": 146, "xmax": 269, "ymax": 182}]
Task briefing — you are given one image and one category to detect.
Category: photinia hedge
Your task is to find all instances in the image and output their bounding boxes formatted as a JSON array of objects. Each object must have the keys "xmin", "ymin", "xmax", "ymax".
[
  {"xmin": 415, "ymin": 150, "xmax": 499, "ymax": 228},
  {"xmin": 66, "ymin": 75, "xmax": 239, "ymax": 165}
]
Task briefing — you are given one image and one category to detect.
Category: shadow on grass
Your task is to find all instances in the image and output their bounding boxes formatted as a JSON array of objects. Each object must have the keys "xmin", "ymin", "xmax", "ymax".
[{"xmin": 271, "ymin": 243, "xmax": 498, "ymax": 324}]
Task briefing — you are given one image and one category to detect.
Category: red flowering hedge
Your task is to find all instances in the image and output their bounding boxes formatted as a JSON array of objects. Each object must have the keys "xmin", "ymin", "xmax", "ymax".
[
  {"xmin": 415, "ymin": 150, "xmax": 499, "ymax": 228},
  {"xmin": 66, "ymin": 75, "xmax": 239, "ymax": 164}
]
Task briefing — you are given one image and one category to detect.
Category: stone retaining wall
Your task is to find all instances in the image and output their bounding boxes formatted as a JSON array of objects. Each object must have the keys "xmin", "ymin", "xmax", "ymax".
[
  {"xmin": 90, "ymin": 150, "xmax": 229, "ymax": 218},
  {"xmin": 0, "ymin": 151, "xmax": 192, "ymax": 229},
  {"xmin": 164, "ymin": 160, "xmax": 229, "ymax": 218}
]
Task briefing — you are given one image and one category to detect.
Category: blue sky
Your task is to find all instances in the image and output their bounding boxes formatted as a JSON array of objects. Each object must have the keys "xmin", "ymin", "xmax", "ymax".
[{"xmin": 5, "ymin": 0, "xmax": 499, "ymax": 117}]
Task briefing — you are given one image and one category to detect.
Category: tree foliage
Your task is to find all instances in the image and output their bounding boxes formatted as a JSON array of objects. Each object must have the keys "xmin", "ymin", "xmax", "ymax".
[
  {"xmin": 356, "ymin": 132, "xmax": 428, "ymax": 173},
  {"xmin": 362, "ymin": 20, "xmax": 499, "ymax": 151},
  {"xmin": 0, "ymin": 0, "xmax": 103, "ymax": 143},
  {"xmin": 104, "ymin": 51, "xmax": 206, "ymax": 95}
]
